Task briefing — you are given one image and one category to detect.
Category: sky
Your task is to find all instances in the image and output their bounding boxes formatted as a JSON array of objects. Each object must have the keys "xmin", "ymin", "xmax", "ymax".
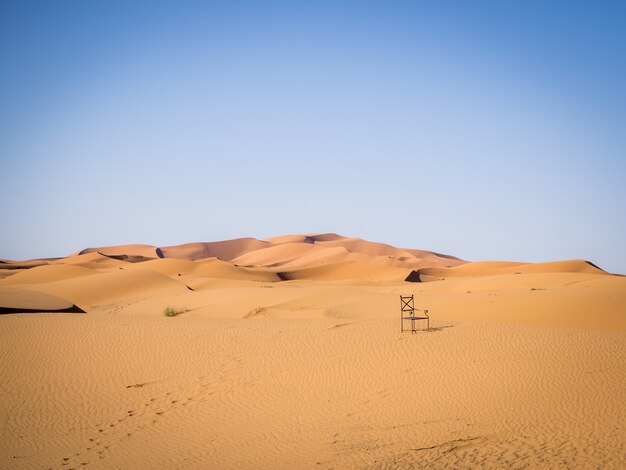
[{"xmin": 1, "ymin": 1, "xmax": 625, "ymax": 273}]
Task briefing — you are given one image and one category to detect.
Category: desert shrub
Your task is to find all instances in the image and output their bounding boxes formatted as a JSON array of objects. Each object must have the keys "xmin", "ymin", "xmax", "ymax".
[{"xmin": 163, "ymin": 306, "xmax": 186, "ymax": 317}]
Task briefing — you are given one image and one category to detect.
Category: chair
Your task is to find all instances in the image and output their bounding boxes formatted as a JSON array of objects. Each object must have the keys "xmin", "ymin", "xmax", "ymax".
[{"xmin": 400, "ymin": 295, "xmax": 429, "ymax": 333}]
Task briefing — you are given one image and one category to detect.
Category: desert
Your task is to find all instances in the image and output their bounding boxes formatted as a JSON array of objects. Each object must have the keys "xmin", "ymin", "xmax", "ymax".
[
  {"xmin": 1, "ymin": 233, "xmax": 625, "ymax": 469},
  {"xmin": 3, "ymin": 2, "xmax": 625, "ymax": 468}
]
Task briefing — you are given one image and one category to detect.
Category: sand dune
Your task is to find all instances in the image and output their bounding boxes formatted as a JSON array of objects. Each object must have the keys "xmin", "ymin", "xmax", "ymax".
[
  {"xmin": 409, "ymin": 271, "xmax": 626, "ymax": 330},
  {"xmin": 231, "ymin": 235, "xmax": 465, "ymax": 274},
  {"xmin": 191, "ymin": 259, "xmax": 279, "ymax": 282},
  {"xmin": 76, "ymin": 234, "xmax": 465, "ymax": 270},
  {"xmin": 160, "ymin": 238, "xmax": 269, "ymax": 261},
  {"xmin": 0, "ymin": 234, "xmax": 623, "ymax": 325},
  {"xmin": 232, "ymin": 243, "xmax": 351, "ymax": 269},
  {"xmin": 263, "ymin": 232, "xmax": 346, "ymax": 244},
  {"xmin": 1, "ymin": 233, "xmax": 625, "ymax": 468},
  {"xmin": 1, "ymin": 264, "xmax": 98, "ymax": 286},
  {"xmin": 315, "ymin": 236, "xmax": 460, "ymax": 263},
  {"xmin": 56, "ymin": 252, "xmax": 131, "ymax": 269},
  {"xmin": 123, "ymin": 257, "xmax": 280, "ymax": 283},
  {"xmin": 0, "ymin": 258, "xmax": 52, "ymax": 269},
  {"xmin": 0, "ymin": 259, "xmax": 52, "ymax": 279},
  {"xmin": 408, "ymin": 259, "xmax": 609, "ymax": 282},
  {"xmin": 0, "ymin": 286, "xmax": 83, "ymax": 313},
  {"xmin": 25, "ymin": 269, "xmax": 191, "ymax": 311},
  {"xmin": 278, "ymin": 260, "xmax": 416, "ymax": 282},
  {"xmin": 263, "ymin": 234, "xmax": 316, "ymax": 244},
  {"xmin": 79, "ymin": 244, "xmax": 162, "ymax": 259}
]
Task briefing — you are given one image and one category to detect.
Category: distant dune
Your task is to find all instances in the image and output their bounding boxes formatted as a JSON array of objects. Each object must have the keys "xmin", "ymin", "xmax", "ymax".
[
  {"xmin": 1, "ymin": 234, "xmax": 625, "ymax": 468},
  {"xmin": 70, "ymin": 233, "xmax": 465, "ymax": 270},
  {"xmin": 1, "ymin": 233, "xmax": 623, "ymax": 328}
]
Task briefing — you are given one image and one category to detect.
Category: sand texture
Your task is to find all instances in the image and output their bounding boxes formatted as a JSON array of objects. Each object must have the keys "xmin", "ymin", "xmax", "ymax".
[{"xmin": 1, "ymin": 233, "xmax": 625, "ymax": 469}]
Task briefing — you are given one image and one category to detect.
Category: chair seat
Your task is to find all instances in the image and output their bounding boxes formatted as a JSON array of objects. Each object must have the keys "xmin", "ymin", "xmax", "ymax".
[{"xmin": 402, "ymin": 316, "xmax": 428, "ymax": 320}]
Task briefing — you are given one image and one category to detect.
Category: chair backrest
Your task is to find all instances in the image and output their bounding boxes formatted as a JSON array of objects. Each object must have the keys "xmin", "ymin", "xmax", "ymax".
[{"xmin": 400, "ymin": 295, "xmax": 414, "ymax": 313}]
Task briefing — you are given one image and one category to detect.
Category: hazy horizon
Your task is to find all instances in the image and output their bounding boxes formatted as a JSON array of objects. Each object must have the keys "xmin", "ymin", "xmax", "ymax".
[{"xmin": 2, "ymin": 1, "xmax": 625, "ymax": 273}]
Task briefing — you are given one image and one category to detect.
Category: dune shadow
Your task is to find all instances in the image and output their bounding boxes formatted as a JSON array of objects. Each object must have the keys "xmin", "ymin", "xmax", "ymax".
[
  {"xmin": 426, "ymin": 325, "xmax": 454, "ymax": 333},
  {"xmin": 404, "ymin": 270, "xmax": 423, "ymax": 282},
  {"xmin": 97, "ymin": 252, "xmax": 157, "ymax": 263},
  {"xmin": 0, "ymin": 305, "xmax": 86, "ymax": 315}
]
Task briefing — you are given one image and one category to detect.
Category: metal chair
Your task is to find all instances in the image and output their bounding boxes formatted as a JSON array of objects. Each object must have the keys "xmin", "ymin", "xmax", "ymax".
[{"xmin": 400, "ymin": 295, "xmax": 429, "ymax": 333}]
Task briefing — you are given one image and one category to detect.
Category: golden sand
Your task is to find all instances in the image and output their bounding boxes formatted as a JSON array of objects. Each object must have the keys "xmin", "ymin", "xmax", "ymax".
[{"xmin": 1, "ymin": 234, "xmax": 625, "ymax": 468}]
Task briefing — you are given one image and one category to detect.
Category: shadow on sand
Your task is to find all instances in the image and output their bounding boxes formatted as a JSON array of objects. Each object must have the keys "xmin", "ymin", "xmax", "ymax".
[{"xmin": 425, "ymin": 325, "xmax": 454, "ymax": 333}]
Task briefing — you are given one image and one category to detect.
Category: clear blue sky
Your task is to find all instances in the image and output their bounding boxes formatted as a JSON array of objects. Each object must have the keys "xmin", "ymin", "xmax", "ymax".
[{"xmin": 1, "ymin": 1, "xmax": 625, "ymax": 273}]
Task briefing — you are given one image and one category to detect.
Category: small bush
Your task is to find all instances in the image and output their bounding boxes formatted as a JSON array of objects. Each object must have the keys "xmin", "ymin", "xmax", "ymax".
[{"xmin": 163, "ymin": 306, "xmax": 186, "ymax": 317}]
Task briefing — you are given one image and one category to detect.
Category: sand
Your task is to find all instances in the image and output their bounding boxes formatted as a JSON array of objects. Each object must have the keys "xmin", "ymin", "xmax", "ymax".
[{"xmin": 1, "ymin": 233, "xmax": 625, "ymax": 469}]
